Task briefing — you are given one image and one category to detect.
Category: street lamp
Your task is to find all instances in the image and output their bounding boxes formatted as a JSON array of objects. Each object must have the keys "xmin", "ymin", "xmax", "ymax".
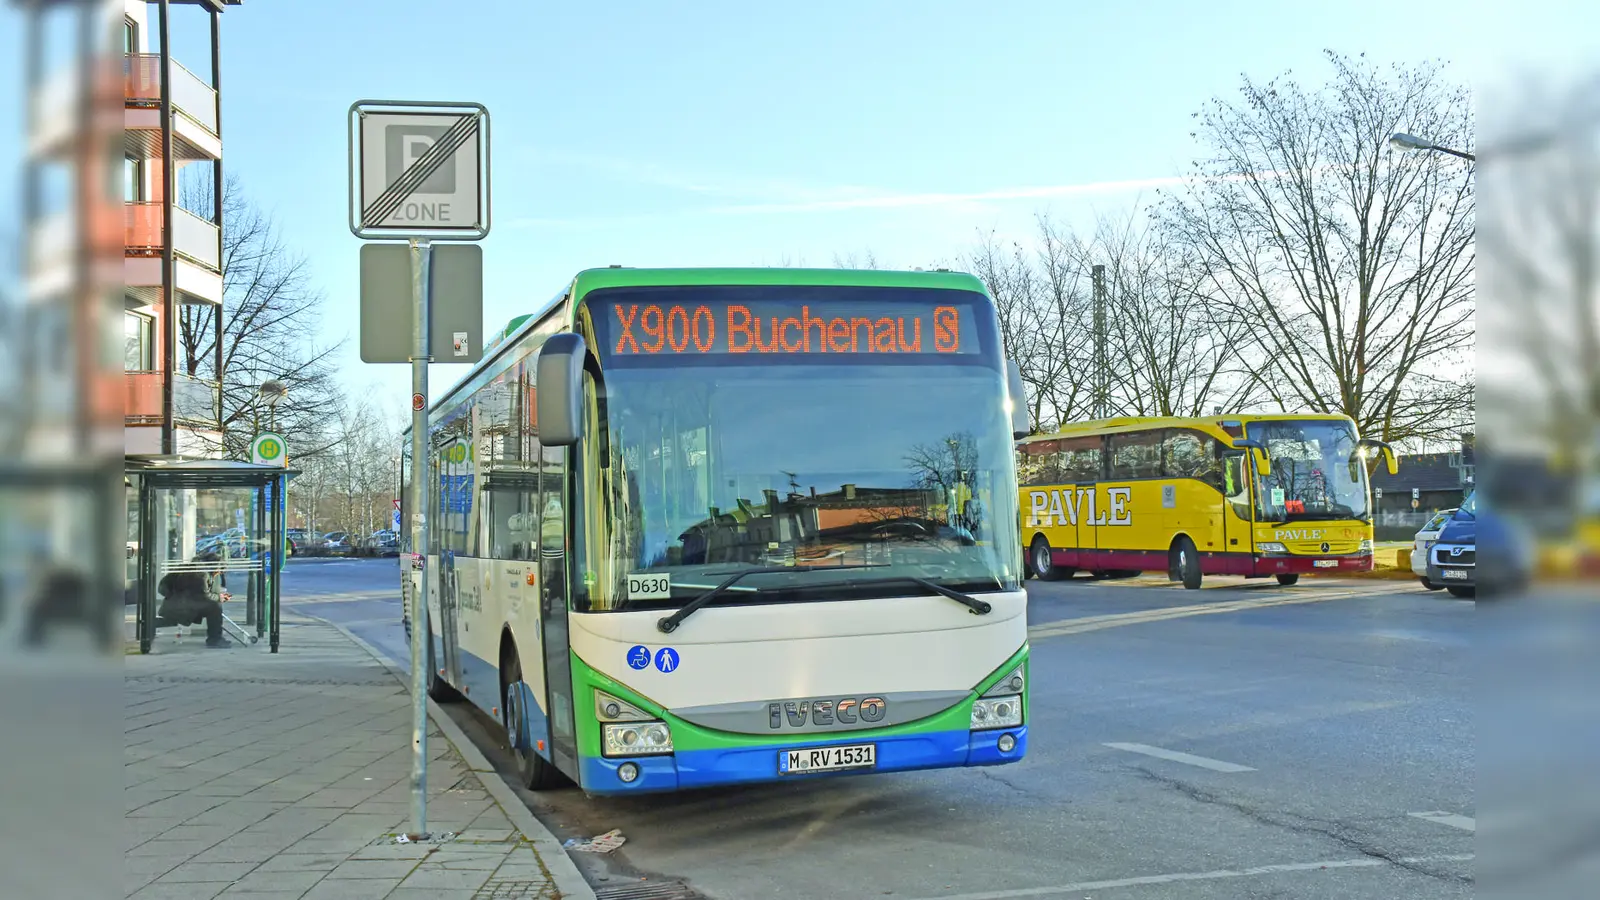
[
  {"xmin": 1389, "ymin": 132, "xmax": 1476, "ymax": 161},
  {"xmin": 257, "ymin": 379, "xmax": 288, "ymax": 432}
]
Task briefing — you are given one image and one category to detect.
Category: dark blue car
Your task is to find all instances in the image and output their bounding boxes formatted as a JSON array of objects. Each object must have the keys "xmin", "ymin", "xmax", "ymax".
[{"xmin": 1425, "ymin": 490, "xmax": 1531, "ymax": 599}]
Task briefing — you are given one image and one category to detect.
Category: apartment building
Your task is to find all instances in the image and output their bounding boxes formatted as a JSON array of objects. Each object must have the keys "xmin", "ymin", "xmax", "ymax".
[{"xmin": 121, "ymin": 0, "xmax": 238, "ymax": 456}]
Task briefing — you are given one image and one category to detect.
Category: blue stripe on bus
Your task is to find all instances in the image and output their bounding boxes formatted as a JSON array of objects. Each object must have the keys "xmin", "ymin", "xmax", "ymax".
[{"xmin": 579, "ymin": 725, "xmax": 1027, "ymax": 795}]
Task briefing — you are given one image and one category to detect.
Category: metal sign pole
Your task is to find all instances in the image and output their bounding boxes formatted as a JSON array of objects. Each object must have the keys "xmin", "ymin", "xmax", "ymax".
[{"xmin": 408, "ymin": 237, "xmax": 433, "ymax": 837}]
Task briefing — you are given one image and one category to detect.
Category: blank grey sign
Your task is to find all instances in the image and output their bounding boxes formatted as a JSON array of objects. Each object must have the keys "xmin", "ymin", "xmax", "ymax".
[{"xmin": 359, "ymin": 243, "xmax": 484, "ymax": 364}]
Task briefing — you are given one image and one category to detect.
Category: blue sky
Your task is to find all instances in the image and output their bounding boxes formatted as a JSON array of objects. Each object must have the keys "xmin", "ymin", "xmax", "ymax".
[{"xmin": 4, "ymin": 0, "xmax": 1596, "ymax": 428}]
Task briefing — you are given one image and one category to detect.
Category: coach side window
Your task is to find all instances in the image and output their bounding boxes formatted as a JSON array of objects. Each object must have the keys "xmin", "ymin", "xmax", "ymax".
[{"xmin": 1108, "ymin": 431, "xmax": 1162, "ymax": 480}]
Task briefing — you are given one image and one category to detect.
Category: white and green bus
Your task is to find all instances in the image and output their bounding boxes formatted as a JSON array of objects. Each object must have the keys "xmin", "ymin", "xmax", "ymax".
[{"xmin": 401, "ymin": 267, "xmax": 1032, "ymax": 794}]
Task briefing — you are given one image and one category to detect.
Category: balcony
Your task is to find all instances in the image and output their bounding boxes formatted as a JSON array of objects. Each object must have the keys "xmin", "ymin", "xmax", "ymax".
[
  {"xmin": 124, "ymin": 54, "xmax": 217, "ymax": 134},
  {"xmin": 126, "ymin": 372, "xmax": 220, "ymax": 428},
  {"xmin": 126, "ymin": 202, "xmax": 221, "ymax": 271}
]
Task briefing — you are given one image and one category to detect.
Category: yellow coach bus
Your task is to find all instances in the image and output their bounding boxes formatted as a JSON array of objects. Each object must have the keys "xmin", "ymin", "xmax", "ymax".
[{"xmin": 1017, "ymin": 414, "xmax": 1397, "ymax": 589}]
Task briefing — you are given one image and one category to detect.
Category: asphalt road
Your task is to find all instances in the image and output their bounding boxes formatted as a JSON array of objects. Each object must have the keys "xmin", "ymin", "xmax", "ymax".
[{"xmin": 283, "ymin": 558, "xmax": 1474, "ymax": 900}]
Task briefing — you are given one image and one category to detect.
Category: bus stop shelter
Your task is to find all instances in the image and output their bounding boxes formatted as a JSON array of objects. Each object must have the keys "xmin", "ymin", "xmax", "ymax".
[{"xmin": 127, "ymin": 456, "xmax": 294, "ymax": 654}]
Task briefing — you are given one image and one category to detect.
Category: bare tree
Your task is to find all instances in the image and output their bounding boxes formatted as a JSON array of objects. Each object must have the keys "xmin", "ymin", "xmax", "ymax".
[
  {"xmin": 1091, "ymin": 214, "xmax": 1265, "ymax": 417},
  {"xmin": 177, "ymin": 175, "xmax": 345, "ymax": 460},
  {"xmin": 1477, "ymin": 71, "xmax": 1600, "ymax": 471},
  {"xmin": 1156, "ymin": 51, "xmax": 1476, "ymax": 446}
]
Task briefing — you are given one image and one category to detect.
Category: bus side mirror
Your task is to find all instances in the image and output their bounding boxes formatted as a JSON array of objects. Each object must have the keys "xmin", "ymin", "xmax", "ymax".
[
  {"xmin": 1359, "ymin": 438, "xmax": 1399, "ymax": 476},
  {"xmin": 1006, "ymin": 360, "xmax": 1031, "ymax": 440},
  {"xmin": 536, "ymin": 333, "xmax": 586, "ymax": 446},
  {"xmin": 1233, "ymin": 439, "xmax": 1271, "ymax": 477}
]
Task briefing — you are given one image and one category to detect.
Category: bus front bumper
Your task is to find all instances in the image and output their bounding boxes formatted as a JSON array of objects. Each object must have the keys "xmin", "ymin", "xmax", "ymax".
[
  {"xmin": 579, "ymin": 725, "xmax": 1028, "ymax": 795},
  {"xmin": 1254, "ymin": 553, "xmax": 1373, "ymax": 575}
]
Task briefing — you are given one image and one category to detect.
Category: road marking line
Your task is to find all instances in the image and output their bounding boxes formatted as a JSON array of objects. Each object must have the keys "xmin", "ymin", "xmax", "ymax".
[
  {"xmin": 903, "ymin": 854, "xmax": 1474, "ymax": 900},
  {"xmin": 1409, "ymin": 811, "xmax": 1476, "ymax": 832},
  {"xmin": 1027, "ymin": 589, "xmax": 1376, "ymax": 639},
  {"xmin": 1103, "ymin": 742, "xmax": 1256, "ymax": 773}
]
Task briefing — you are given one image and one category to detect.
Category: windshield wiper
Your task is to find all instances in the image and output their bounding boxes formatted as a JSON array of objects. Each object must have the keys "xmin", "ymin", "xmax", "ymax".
[
  {"xmin": 655, "ymin": 564, "xmax": 886, "ymax": 633},
  {"xmin": 832, "ymin": 576, "xmax": 994, "ymax": 616}
]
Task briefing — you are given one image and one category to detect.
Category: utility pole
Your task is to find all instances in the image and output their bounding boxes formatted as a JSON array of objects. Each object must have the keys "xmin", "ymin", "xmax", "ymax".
[{"xmin": 1092, "ymin": 264, "xmax": 1108, "ymax": 419}]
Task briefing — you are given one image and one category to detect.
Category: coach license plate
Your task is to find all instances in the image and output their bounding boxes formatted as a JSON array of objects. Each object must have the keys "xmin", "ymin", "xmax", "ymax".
[
  {"xmin": 1313, "ymin": 559, "xmax": 1338, "ymax": 568},
  {"xmin": 1442, "ymin": 569, "xmax": 1468, "ymax": 579},
  {"xmin": 779, "ymin": 743, "xmax": 876, "ymax": 774}
]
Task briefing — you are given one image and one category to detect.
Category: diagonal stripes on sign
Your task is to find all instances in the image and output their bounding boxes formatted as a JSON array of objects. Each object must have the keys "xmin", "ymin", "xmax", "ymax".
[{"xmin": 362, "ymin": 114, "xmax": 477, "ymax": 226}]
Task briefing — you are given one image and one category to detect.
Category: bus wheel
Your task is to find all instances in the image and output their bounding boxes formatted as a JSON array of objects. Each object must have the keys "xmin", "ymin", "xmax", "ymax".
[
  {"xmin": 1276, "ymin": 573, "xmax": 1300, "ymax": 586},
  {"xmin": 501, "ymin": 652, "xmax": 564, "ymax": 790},
  {"xmin": 1031, "ymin": 536, "xmax": 1064, "ymax": 581},
  {"xmin": 1446, "ymin": 586, "xmax": 1475, "ymax": 599},
  {"xmin": 1172, "ymin": 538, "xmax": 1203, "ymax": 590}
]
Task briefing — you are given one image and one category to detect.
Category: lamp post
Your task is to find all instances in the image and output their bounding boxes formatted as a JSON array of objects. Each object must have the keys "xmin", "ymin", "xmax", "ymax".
[
  {"xmin": 1389, "ymin": 132, "xmax": 1476, "ymax": 161},
  {"xmin": 257, "ymin": 379, "xmax": 288, "ymax": 432}
]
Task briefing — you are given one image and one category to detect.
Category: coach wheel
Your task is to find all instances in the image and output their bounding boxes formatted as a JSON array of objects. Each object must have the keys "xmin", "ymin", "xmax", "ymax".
[
  {"xmin": 1419, "ymin": 577, "xmax": 1443, "ymax": 591},
  {"xmin": 1172, "ymin": 537, "xmax": 1203, "ymax": 590},
  {"xmin": 501, "ymin": 651, "xmax": 565, "ymax": 790},
  {"xmin": 1031, "ymin": 536, "xmax": 1064, "ymax": 581},
  {"xmin": 1276, "ymin": 573, "xmax": 1300, "ymax": 586},
  {"xmin": 1446, "ymin": 586, "xmax": 1475, "ymax": 599}
]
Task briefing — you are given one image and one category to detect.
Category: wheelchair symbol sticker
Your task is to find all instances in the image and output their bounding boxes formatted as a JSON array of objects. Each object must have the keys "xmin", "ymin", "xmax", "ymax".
[
  {"xmin": 654, "ymin": 647, "xmax": 680, "ymax": 674},
  {"xmin": 626, "ymin": 645, "xmax": 651, "ymax": 670}
]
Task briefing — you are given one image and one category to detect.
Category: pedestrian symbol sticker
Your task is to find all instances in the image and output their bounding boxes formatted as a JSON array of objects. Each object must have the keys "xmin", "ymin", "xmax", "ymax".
[
  {"xmin": 626, "ymin": 645, "xmax": 651, "ymax": 670},
  {"xmin": 654, "ymin": 648, "xmax": 680, "ymax": 674}
]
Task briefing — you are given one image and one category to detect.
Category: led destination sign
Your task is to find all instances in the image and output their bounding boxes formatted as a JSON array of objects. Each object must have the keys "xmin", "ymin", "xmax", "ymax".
[{"xmin": 600, "ymin": 299, "xmax": 979, "ymax": 357}]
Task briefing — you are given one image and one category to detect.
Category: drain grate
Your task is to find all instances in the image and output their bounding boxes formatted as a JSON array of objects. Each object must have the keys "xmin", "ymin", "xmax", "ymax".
[
  {"xmin": 471, "ymin": 878, "xmax": 558, "ymax": 899},
  {"xmin": 594, "ymin": 881, "xmax": 700, "ymax": 900}
]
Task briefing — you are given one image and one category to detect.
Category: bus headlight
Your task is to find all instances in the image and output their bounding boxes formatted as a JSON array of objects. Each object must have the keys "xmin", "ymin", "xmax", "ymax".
[
  {"xmin": 983, "ymin": 665, "xmax": 1026, "ymax": 697},
  {"xmin": 1359, "ymin": 539, "xmax": 1373, "ymax": 553},
  {"xmin": 1257, "ymin": 542, "xmax": 1287, "ymax": 554},
  {"xmin": 971, "ymin": 695, "xmax": 1023, "ymax": 730},
  {"xmin": 602, "ymin": 721, "xmax": 674, "ymax": 757}
]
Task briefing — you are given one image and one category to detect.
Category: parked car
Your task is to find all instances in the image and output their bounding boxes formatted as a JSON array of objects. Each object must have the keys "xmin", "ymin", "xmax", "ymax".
[
  {"xmin": 286, "ymin": 528, "xmax": 311, "ymax": 556},
  {"xmin": 358, "ymin": 530, "xmax": 400, "ymax": 557},
  {"xmin": 1412, "ymin": 508, "xmax": 1457, "ymax": 589},
  {"xmin": 1425, "ymin": 491, "xmax": 1532, "ymax": 599},
  {"xmin": 323, "ymin": 532, "xmax": 353, "ymax": 555}
]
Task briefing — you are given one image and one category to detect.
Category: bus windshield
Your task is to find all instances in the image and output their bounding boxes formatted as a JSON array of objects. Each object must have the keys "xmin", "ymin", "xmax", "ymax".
[
  {"xmin": 1246, "ymin": 419, "xmax": 1369, "ymax": 524},
  {"xmin": 583, "ymin": 361, "xmax": 1020, "ymax": 612}
]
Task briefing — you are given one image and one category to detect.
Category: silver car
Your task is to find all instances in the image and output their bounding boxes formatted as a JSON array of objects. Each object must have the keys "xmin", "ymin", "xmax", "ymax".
[{"xmin": 1413, "ymin": 508, "xmax": 1457, "ymax": 589}]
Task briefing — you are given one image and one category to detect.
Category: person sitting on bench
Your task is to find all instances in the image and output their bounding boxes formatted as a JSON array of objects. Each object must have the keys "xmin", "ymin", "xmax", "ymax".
[{"xmin": 157, "ymin": 551, "xmax": 234, "ymax": 648}]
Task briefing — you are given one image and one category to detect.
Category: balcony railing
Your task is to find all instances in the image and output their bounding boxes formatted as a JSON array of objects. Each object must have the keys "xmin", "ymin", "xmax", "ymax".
[
  {"xmin": 124, "ymin": 53, "xmax": 218, "ymax": 135},
  {"xmin": 126, "ymin": 371, "xmax": 220, "ymax": 427},
  {"xmin": 126, "ymin": 202, "xmax": 221, "ymax": 271}
]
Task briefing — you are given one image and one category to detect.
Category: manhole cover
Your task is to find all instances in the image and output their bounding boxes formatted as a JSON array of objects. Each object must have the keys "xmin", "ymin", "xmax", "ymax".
[{"xmin": 594, "ymin": 882, "xmax": 700, "ymax": 900}]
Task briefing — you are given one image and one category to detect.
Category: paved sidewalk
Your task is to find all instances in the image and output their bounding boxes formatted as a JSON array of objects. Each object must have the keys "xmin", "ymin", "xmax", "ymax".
[{"xmin": 125, "ymin": 611, "xmax": 590, "ymax": 899}]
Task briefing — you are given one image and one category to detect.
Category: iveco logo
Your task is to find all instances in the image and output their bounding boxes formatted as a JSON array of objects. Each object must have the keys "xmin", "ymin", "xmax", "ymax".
[{"xmin": 768, "ymin": 696, "xmax": 887, "ymax": 729}]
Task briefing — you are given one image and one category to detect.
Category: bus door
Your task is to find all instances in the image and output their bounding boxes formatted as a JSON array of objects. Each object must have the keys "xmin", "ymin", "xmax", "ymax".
[
  {"xmin": 1221, "ymin": 451, "xmax": 1255, "ymax": 563},
  {"xmin": 439, "ymin": 549, "xmax": 462, "ymax": 686},
  {"xmin": 538, "ymin": 456, "xmax": 578, "ymax": 776}
]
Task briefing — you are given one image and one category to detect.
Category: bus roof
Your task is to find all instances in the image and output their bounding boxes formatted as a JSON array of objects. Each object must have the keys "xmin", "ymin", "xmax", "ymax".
[
  {"xmin": 569, "ymin": 266, "xmax": 987, "ymax": 302},
  {"xmin": 1021, "ymin": 412, "xmax": 1358, "ymax": 444}
]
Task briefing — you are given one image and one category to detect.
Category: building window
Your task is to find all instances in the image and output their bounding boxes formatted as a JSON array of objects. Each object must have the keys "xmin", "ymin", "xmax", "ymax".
[
  {"xmin": 125, "ymin": 312, "xmax": 153, "ymax": 371},
  {"xmin": 124, "ymin": 157, "xmax": 144, "ymax": 202},
  {"xmin": 123, "ymin": 17, "xmax": 138, "ymax": 53}
]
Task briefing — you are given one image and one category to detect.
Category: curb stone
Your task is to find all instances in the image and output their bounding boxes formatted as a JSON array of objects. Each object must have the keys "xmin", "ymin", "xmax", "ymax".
[{"xmin": 312, "ymin": 615, "xmax": 598, "ymax": 900}]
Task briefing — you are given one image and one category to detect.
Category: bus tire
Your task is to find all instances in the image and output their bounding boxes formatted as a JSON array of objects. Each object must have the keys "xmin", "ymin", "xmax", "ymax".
[
  {"xmin": 1446, "ymin": 586, "xmax": 1475, "ymax": 599},
  {"xmin": 1172, "ymin": 538, "xmax": 1203, "ymax": 590},
  {"xmin": 1276, "ymin": 573, "xmax": 1300, "ymax": 586},
  {"xmin": 501, "ymin": 649, "xmax": 565, "ymax": 791},
  {"xmin": 1031, "ymin": 536, "xmax": 1064, "ymax": 581}
]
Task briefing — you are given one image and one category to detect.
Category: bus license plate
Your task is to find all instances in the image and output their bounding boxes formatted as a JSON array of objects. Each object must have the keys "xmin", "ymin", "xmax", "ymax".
[
  {"xmin": 780, "ymin": 743, "xmax": 876, "ymax": 775},
  {"xmin": 1442, "ymin": 569, "xmax": 1468, "ymax": 580},
  {"xmin": 1313, "ymin": 559, "xmax": 1338, "ymax": 568}
]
